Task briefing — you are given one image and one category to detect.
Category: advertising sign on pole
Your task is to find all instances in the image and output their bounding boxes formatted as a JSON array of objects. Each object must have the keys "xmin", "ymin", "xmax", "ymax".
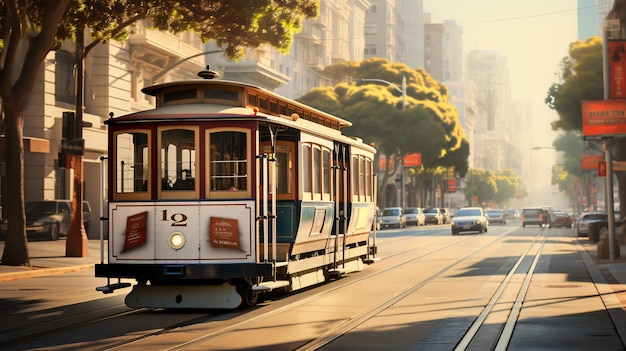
[{"xmin": 581, "ymin": 100, "xmax": 626, "ymax": 138}]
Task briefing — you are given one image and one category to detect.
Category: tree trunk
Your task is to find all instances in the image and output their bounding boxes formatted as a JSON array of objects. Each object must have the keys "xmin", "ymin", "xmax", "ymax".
[{"xmin": 1, "ymin": 104, "xmax": 28, "ymax": 266}]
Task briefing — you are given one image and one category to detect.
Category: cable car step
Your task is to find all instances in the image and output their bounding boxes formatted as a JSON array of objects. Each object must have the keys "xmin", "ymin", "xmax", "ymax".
[
  {"xmin": 252, "ymin": 280, "xmax": 290, "ymax": 291},
  {"xmin": 96, "ymin": 282, "xmax": 132, "ymax": 294},
  {"xmin": 328, "ymin": 267, "xmax": 359, "ymax": 276}
]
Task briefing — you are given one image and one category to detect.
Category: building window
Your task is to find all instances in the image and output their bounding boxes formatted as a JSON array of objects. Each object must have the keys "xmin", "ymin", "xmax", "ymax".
[
  {"xmin": 365, "ymin": 24, "xmax": 378, "ymax": 36},
  {"xmin": 364, "ymin": 44, "xmax": 377, "ymax": 55},
  {"xmin": 55, "ymin": 51, "xmax": 75, "ymax": 104}
]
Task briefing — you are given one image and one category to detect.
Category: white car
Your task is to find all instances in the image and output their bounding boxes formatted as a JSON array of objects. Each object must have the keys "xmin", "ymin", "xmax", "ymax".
[{"xmin": 380, "ymin": 207, "xmax": 407, "ymax": 229}]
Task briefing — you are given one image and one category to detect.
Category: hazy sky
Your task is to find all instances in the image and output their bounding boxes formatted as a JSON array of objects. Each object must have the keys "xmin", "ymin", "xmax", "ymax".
[
  {"xmin": 423, "ymin": 0, "xmax": 579, "ymax": 139},
  {"xmin": 423, "ymin": 1, "xmax": 581, "ymax": 205}
]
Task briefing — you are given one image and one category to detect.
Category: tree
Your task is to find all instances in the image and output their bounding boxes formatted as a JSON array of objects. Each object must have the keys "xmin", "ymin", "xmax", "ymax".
[
  {"xmin": 545, "ymin": 36, "xmax": 626, "ymax": 217},
  {"xmin": 463, "ymin": 168, "xmax": 522, "ymax": 207},
  {"xmin": 0, "ymin": 0, "xmax": 319, "ymax": 266},
  {"xmin": 297, "ymin": 58, "xmax": 469, "ymax": 207}
]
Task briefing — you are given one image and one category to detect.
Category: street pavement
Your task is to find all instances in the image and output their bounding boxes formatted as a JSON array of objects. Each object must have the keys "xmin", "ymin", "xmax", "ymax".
[{"xmin": 1, "ymin": 232, "xmax": 626, "ymax": 347}]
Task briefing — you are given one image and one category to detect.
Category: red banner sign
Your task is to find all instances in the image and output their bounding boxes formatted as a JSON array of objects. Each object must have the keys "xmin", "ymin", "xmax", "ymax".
[
  {"xmin": 609, "ymin": 40, "xmax": 626, "ymax": 99},
  {"xmin": 581, "ymin": 100, "xmax": 626, "ymax": 137},
  {"xmin": 403, "ymin": 153, "xmax": 422, "ymax": 167},
  {"xmin": 122, "ymin": 211, "xmax": 148, "ymax": 252},
  {"xmin": 581, "ymin": 154, "xmax": 603, "ymax": 171}
]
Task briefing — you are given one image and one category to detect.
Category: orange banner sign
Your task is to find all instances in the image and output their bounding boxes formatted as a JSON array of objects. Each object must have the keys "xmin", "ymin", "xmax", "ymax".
[{"xmin": 582, "ymin": 100, "xmax": 626, "ymax": 137}]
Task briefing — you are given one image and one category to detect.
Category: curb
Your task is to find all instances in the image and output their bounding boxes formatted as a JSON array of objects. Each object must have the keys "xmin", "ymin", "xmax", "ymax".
[{"xmin": 0, "ymin": 264, "xmax": 95, "ymax": 282}]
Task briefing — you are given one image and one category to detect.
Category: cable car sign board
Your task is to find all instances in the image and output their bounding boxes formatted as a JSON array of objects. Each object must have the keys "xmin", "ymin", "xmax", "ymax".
[{"xmin": 581, "ymin": 100, "xmax": 626, "ymax": 139}]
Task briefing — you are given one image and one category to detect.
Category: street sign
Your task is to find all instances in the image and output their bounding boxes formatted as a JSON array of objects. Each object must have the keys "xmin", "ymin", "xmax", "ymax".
[
  {"xmin": 613, "ymin": 161, "xmax": 626, "ymax": 171},
  {"xmin": 606, "ymin": 19, "xmax": 621, "ymax": 31},
  {"xmin": 61, "ymin": 139, "xmax": 85, "ymax": 155}
]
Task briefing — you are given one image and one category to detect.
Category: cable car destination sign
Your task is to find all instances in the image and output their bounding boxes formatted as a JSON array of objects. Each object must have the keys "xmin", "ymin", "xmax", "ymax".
[{"xmin": 581, "ymin": 100, "xmax": 626, "ymax": 140}]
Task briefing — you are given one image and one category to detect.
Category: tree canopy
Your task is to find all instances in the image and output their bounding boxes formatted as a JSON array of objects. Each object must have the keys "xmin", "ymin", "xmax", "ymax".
[
  {"xmin": 545, "ymin": 37, "xmax": 603, "ymax": 131},
  {"xmin": 544, "ymin": 36, "xmax": 626, "ymax": 217},
  {"xmin": 298, "ymin": 58, "xmax": 469, "ymax": 171},
  {"xmin": 464, "ymin": 168, "xmax": 523, "ymax": 208},
  {"xmin": 297, "ymin": 58, "xmax": 470, "ymax": 207},
  {"xmin": 0, "ymin": 0, "xmax": 319, "ymax": 266}
]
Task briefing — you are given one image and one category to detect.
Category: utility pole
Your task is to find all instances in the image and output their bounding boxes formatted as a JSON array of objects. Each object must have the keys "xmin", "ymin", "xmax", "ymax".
[{"xmin": 65, "ymin": 25, "xmax": 88, "ymax": 257}]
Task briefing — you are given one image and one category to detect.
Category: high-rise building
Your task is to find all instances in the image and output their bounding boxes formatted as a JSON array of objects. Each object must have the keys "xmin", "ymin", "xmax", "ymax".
[
  {"xmin": 578, "ymin": 0, "xmax": 613, "ymax": 39},
  {"xmin": 466, "ymin": 49, "xmax": 511, "ymax": 170}
]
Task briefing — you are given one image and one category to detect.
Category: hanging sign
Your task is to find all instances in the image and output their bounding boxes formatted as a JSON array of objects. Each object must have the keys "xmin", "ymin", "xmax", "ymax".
[
  {"xmin": 609, "ymin": 40, "xmax": 626, "ymax": 99},
  {"xmin": 581, "ymin": 100, "xmax": 626, "ymax": 138}
]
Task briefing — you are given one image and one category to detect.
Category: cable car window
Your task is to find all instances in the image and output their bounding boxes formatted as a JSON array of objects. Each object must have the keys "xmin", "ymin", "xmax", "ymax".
[
  {"xmin": 114, "ymin": 131, "xmax": 150, "ymax": 198},
  {"xmin": 160, "ymin": 129, "xmax": 196, "ymax": 192},
  {"xmin": 209, "ymin": 131, "xmax": 247, "ymax": 191},
  {"xmin": 303, "ymin": 145, "xmax": 312, "ymax": 193},
  {"xmin": 163, "ymin": 89, "xmax": 198, "ymax": 103},
  {"xmin": 275, "ymin": 145, "xmax": 292, "ymax": 194},
  {"xmin": 313, "ymin": 147, "xmax": 321, "ymax": 194},
  {"xmin": 323, "ymin": 149, "xmax": 331, "ymax": 195},
  {"xmin": 204, "ymin": 88, "xmax": 239, "ymax": 102}
]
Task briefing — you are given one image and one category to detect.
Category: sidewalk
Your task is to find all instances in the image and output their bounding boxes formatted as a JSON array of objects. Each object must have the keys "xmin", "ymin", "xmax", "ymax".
[{"xmin": 0, "ymin": 238, "xmax": 103, "ymax": 281}]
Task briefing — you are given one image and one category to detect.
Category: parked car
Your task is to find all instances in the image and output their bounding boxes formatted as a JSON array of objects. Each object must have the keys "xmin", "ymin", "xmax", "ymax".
[
  {"xmin": 439, "ymin": 208, "xmax": 451, "ymax": 224},
  {"xmin": 486, "ymin": 209, "xmax": 506, "ymax": 224},
  {"xmin": 504, "ymin": 209, "xmax": 520, "ymax": 220},
  {"xmin": 424, "ymin": 208, "xmax": 443, "ymax": 225},
  {"xmin": 450, "ymin": 207, "xmax": 488, "ymax": 235},
  {"xmin": 404, "ymin": 207, "xmax": 425, "ymax": 226},
  {"xmin": 380, "ymin": 207, "xmax": 406, "ymax": 229},
  {"xmin": 521, "ymin": 207, "xmax": 549, "ymax": 227},
  {"xmin": 577, "ymin": 211, "xmax": 608, "ymax": 237},
  {"xmin": 550, "ymin": 211, "xmax": 572, "ymax": 228},
  {"xmin": 0, "ymin": 200, "xmax": 92, "ymax": 241}
]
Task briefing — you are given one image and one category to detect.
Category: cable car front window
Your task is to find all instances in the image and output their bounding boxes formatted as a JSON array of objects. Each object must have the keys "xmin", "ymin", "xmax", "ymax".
[
  {"xmin": 209, "ymin": 131, "xmax": 247, "ymax": 191},
  {"xmin": 160, "ymin": 128, "xmax": 196, "ymax": 191},
  {"xmin": 115, "ymin": 131, "xmax": 149, "ymax": 195}
]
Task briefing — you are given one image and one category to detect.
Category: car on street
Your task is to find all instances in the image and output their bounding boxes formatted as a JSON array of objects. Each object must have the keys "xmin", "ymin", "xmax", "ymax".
[
  {"xmin": 440, "ymin": 208, "xmax": 451, "ymax": 224},
  {"xmin": 504, "ymin": 209, "xmax": 520, "ymax": 220},
  {"xmin": 380, "ymin": 207, "xmax": 406, "ymax": 229},
  {"xmin": 550, "ymin": 211, "xmax": 573, "ymax": 228},
  {"xmin": 577, "ymin": 211, "xmax": 608, "ymax": 237},
  {"xmin": 486, "ymin": 209, "xmax": 506, "ymax": 224},
  {"xmin": 450, "ymin": 207, "xmax": 488, "ymax": 235},
  {"xmin": 0, "ymin": 200, "xmax": 92, "ymax": 241},
  {"xmin": 521, "ymin": 207, "xmax": 549, "ymax": 227},
  {"xmin": 404, "ymin": 207, "xmax": 425, "ymax": 226},
  {"xmin": 424, "ymin": 208, "xmax": 443, "ymax": 225}
]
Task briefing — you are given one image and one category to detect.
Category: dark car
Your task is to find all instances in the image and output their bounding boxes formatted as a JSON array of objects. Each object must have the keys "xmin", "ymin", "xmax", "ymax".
[
  {"xmin": 486, "ymin": 209, "xmax": 506, "ymax": 224},
  {"xmin": 451, "ymin": 207, "xmax": 488, "ymax": 235},
  {"xmin": 550, "ymin": 211, "xmax": 572, "ymax": 228},
  {"xmin": 577, "ymin": 211, "xmax": 608, "ymax": 237},
  {"xmin": 522, "ymin": 207, "xmax": 549, "ymax": 227}
]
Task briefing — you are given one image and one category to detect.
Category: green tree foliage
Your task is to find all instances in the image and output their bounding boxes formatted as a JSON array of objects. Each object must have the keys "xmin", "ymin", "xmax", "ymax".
[
  {"xmin": 545, "ymin": 37, "xmax": 603, "ymax": 131},
  {"xmin": 544, "ymin": 36, "xmax": 626, "ymax": 217},
  {"xmin": 297, "ymin": 58, "xmax": 469, "ymax": 207},
  {"xmin": 0, "ymin": 0, "xmax": 318, "ymax": 266},
  {"xmin": 464, "ymin": 169, "xmax": 522, "ymax": 207}
]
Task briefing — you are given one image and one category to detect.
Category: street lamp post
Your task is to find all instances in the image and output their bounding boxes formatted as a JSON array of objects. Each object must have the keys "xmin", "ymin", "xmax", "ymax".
[
  {"xmin": 361, "ymin": 76, "xmax": 407, "ymax": 207},
  {"xmin": 361, "ymin": 76, "xmax": 406, "ymax": 110}
]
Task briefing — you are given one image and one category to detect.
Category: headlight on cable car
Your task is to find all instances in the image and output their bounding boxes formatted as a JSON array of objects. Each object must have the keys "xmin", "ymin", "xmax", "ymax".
[{"xmin": 169, "ymin": 232, "xmax": 186, "ymax": 250}]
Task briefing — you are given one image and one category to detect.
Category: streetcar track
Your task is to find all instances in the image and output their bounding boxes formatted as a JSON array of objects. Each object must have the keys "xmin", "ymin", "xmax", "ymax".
[
  {"xmin": 0, "ymin": 305, "xmax": 148, "ymax": 348},
  {"xmin": 109, "ymin": 229, "xmax": 497, "ymax": 351},
  {"xmin": 147, "ymin": 227, "xmax": 514, "ymax": 351},
  {"xmin": 454, "ymin": 227, "xmax": 548, "ymax": 350}
]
